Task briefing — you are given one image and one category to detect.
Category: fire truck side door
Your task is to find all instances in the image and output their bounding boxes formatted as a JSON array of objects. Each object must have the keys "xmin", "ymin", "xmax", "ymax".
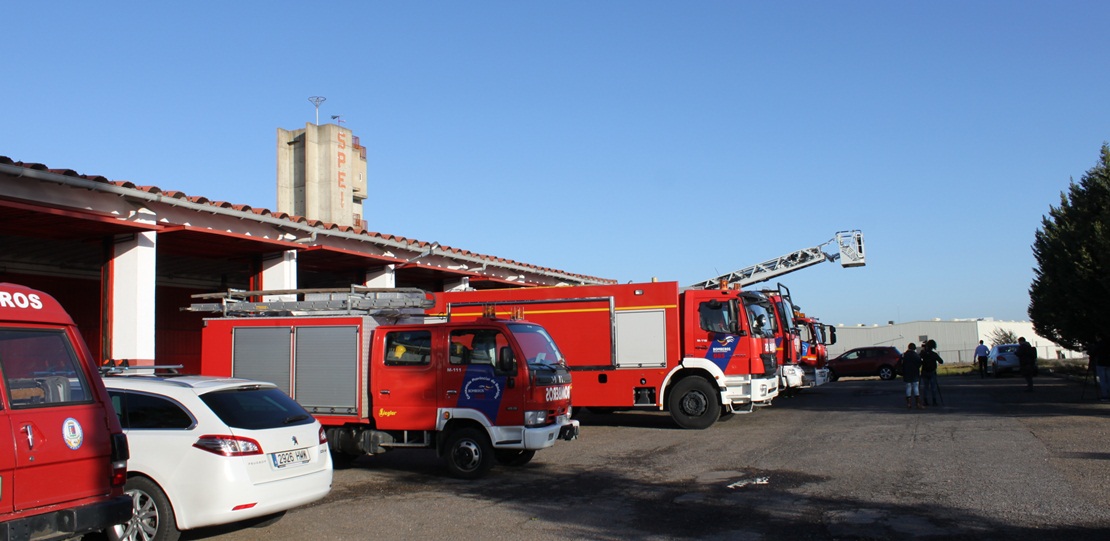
[
  {"xmin": 444, "ymin": 328, "xmax": 521, "ymax": 426},
  {"xmin": 372, "ymin": 328, "xmax": 438, "ymax": 430},
  {"xmin": 1, "ymin": 329, "xmax": 113, "ymax": 512}
]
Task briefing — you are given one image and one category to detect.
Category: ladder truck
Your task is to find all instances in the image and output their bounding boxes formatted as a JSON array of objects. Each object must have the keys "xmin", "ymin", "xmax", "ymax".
[
  {"xmin": 187, "ymin": 286, "xmax": 579, "ymax": 479},
  {"xmin": 689, "ymin": 231, "xmax": 864, "ymax": 394}
]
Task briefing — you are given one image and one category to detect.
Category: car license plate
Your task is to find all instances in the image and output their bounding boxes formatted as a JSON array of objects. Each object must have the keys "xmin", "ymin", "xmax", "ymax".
[{"xmin": 271, "ymin": 448, "xmax": 310, "ymax": 469}]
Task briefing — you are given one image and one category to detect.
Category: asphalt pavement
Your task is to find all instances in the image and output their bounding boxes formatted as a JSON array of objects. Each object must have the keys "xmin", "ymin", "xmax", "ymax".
[{"xmin": 177, "ymin": 371, "xmax": 1110, "ymax": 541}]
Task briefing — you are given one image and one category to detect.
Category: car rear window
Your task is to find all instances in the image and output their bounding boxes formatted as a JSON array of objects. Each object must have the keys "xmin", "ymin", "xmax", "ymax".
[{"xmin": 199, "ymin": 386, "xmax": 315, "ymax": 430}]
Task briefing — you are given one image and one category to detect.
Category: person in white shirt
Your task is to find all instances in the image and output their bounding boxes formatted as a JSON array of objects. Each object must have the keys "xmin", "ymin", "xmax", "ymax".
[{"xmin": 974, "ymin": 340, "xmax": 989, "ymax": 379}]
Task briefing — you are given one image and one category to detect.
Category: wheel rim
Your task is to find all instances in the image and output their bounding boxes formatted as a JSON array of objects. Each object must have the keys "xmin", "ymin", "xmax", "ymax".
[
  {"xmin": 680, "ymin": 390, "xmax": 709, "ymax": 417},
  {"xmin": 112, "ymin": 488, "xmax": 159, "ymax": 541},
  {"xmin": 452, "ymin": 439, "xmax": 483, "ymax": 472}
]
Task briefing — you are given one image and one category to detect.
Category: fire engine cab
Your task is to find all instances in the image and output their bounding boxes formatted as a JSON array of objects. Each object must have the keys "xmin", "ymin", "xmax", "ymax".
[{"xmin": 189, "ymin": 287, "xmax": 578, "ymax": 478}]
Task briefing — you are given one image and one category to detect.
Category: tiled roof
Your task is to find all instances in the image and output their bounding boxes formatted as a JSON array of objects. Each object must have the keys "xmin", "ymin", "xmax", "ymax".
[{"xmin": 0, "ymin": 155, "xmax": 614, "ymax": 284}]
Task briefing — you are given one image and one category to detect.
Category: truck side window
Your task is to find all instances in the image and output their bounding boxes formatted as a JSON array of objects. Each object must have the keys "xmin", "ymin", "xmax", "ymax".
[
  {"xmin": 450, "ymin": 330, "xmax": 505, "ymax": 366},
  {"xmin": 0, "ymin": 328, "xmax": 91, "ymax": 408},
  {"xmin": 383, "ymin": 331, "xmax": 432, "ymax": 366},
  {"xmin": 698, "ymin": 301, "xmax": 731, "ymax": 333}
]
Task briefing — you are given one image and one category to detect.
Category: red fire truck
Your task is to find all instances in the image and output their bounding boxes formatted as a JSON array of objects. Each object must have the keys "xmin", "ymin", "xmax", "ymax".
[
  {"xmin": 430, "ymin": 281, "xmax": 779, "ymax": 429},
  {"xmin": 757, "ymin": 285, "xmax": 805, "ymax": 394},
  {"xmin": 0, "ymin": 283, "xmax": 132, "ymax": 539},
  {"xmin": 189, "ymin": 287, "xmax": 578, "ymax": 479},
  {"xmin": 795, "ymin": 312, "xmax": 834, "ymax": 383}
]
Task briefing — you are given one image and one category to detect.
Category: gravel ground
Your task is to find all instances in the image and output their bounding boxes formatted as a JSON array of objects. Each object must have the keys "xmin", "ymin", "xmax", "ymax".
[{"xmin": 110, "ymin": 371, "xmax": 1110, "ymax": 541}]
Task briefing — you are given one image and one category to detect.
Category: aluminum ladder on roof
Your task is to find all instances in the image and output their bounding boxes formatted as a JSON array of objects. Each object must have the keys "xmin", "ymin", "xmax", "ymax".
[{"xmin": 183, "ymin": 286, "xmax": 434, "ymax": 316}]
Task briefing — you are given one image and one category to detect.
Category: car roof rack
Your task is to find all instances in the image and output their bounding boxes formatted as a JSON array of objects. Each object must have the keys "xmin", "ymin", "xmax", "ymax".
[{"xmin": 100, "ymin": 362, "xmax": 185, "ymax": 377}]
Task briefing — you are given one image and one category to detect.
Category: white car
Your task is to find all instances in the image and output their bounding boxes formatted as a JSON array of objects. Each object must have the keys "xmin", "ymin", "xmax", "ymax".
[{"xmin": 102, "ymin": 374, "xmax": 332, "ymax": 541}]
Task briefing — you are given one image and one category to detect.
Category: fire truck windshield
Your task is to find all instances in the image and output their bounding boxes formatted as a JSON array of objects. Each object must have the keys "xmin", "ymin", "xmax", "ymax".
[
  {"xmin": 745, "ymin": 301, "xmax": 775, "ymax": 338},
  {"xmin": 507, "ymin": 323, "xmax": 566, "ymax": 367}
]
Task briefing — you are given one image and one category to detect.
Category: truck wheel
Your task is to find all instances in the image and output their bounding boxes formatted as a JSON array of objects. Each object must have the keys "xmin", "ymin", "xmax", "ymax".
[
  {"xmin": 108, "ymin": 476, "xmax": 180, "ymax": 541},
  {"xmin": 668, "ymin": 377, "xmax": 720, "ymax": 430},
  {"xmin": 444, "ymin": 427, "xmax": 495, "ymax": 479},
  {"xmin": 495, "ymin": 449, "xmax": 536, "ymax": 466}
]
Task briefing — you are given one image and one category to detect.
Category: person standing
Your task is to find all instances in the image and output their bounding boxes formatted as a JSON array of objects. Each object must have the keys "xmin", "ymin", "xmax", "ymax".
[
  {"xmin": 920, "ymin": 339, "xmax": 944, "ymax": 406},
  {"xmin": 902, "ymin": 343, "xmax": 923, "ymax": 409},
  {"xmin": 974, "ymin": 340, "xmax": 990, "ymax": 378},
  {"xmin": 1089, "ymin": 338, "xmax": 1110, "ymax": 402},
  {"xmin": 1016, "ymin": 337, "xmax": 1037, "ymax": 392}
]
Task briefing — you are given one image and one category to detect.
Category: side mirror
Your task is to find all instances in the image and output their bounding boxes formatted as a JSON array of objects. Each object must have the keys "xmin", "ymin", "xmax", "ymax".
[{"xmin": 498, "ymin": 346, "xmax": 517, "ymax": 373}]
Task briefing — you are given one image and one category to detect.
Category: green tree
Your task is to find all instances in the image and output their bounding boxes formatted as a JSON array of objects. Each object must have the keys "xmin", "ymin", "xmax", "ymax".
[
  {"xmin": 1029, "ymin": 143, "xmax": 1110, "ymax": 351},
  {"xmin": 987, "ymin": 328, "xmax": 1017, "ymax": 347}
]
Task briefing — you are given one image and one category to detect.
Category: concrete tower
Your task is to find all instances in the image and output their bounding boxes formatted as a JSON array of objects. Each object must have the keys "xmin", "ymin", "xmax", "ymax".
[{"xmin": 277, "ymin": 123, "xmax": 368, "ymax": 228}]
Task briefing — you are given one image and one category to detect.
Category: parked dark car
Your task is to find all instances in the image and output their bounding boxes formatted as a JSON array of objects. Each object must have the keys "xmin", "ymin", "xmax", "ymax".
[{"xmin": 827, "ymin": 346, "xmax": 903, "ymax": 381}]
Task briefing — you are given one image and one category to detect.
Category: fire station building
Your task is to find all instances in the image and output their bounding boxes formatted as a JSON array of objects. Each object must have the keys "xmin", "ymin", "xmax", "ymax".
[{"xmin": 0, "ymin": 122, "xmax": 612, "ymax": 373}]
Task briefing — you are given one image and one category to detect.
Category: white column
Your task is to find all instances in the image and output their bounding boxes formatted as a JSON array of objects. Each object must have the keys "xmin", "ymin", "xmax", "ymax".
[
  {"xmin": 365, "ymin": 265, "xmax": 396, "ymax": 288},
  {"xmin": 110, "ymin": 231, "xmax": 157, "ymax": 365},
  {"xmin": 261, "ymin": 250, "xmax": 298, "ymax": 301},
  {"xmin": 444, "ymin": 277, "xmax": 470, "ymax": 292}
]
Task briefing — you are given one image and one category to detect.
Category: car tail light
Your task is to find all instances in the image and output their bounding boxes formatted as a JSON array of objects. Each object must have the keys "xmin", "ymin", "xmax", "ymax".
[
  {"xmin": 193, "ymin": 435, "xmax": 263, "ymax": 456},
  {"xmin": 110, "ymin": 432, "xmax": 129, "ymax": 487},
  {"xmin": 319, "ymin": 427, "xmax": 328, "ymax": 445}
]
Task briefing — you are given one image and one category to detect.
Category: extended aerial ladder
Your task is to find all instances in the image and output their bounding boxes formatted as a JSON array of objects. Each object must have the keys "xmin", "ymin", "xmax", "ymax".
[{"xmin": 688, "ymin": 230, "xmax": 865, "ymax": 289}]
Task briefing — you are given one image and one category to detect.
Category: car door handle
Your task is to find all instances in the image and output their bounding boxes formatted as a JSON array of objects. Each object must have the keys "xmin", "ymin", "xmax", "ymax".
[
  {"xmin": 21, "ymin": 424, "xmax": 33, "ymax": 450},
  {"xmin": 446, "ymin": 390, "xmax": 458, "ymax": 396},
  {"xmin": 379, "ymin": 389, "xmax": 390, "ymax": 395}
]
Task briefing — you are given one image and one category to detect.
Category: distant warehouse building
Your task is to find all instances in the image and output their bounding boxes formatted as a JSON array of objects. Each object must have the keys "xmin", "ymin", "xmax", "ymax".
[{"xmin": 829, "ymin": 319, "xmax": 1083, "ymax": 363}]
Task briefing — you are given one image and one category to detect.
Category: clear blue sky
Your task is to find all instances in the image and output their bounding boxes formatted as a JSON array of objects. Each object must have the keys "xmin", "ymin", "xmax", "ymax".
[{"xmin": 4, "ymin": 2, "xmax": 1108, "ymax": 326}]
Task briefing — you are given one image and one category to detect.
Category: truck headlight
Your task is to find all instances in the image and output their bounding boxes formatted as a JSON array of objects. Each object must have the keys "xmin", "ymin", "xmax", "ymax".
[{"xmin": 525, "ymin": 410, "xmax": 548, "ymax": 428}]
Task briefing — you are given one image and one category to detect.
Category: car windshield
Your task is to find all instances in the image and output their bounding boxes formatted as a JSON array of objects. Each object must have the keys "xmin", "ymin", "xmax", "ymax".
[
  {"xmin": 998, "ymin": 345, "xmax": 1018, "ymax": 354},
  {"xmin": 200, "ymin": 386, "xmax": 315, "ymax": 430},
  {"xmin": 745, "ymin": 301, "xmax": 775, "ymax": 338},
  {"xmin": 507, "ymin": 323, "xmax": 565, "ymax": 367}
]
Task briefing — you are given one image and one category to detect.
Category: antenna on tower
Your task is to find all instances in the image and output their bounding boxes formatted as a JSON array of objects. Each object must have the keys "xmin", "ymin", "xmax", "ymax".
[{"xmin": 308, "ymin": 96, "xmax": 326, "ymax": 125}]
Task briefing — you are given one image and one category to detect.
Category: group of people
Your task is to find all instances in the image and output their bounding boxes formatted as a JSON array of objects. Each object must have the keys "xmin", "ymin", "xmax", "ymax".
[
  {"xmin": 900, "ymin": 339, "xmax": 944, "ymax": 409},
  {"xmin": 905, "ymin": 337, "xmax": 1039, "ymax": 408},
  {"xmin": 899, "ymin": 334, "xmax": 1110, "ymax": 405}
]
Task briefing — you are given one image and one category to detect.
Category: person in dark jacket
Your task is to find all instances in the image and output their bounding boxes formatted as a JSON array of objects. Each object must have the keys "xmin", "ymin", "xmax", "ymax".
[
  {"xmin": 1017, "ymin": 337, "xmax": 1037, "ymax": 391},
  {"xmin": 920, "ymin": 339, "xmax": 944, "ymax": 406},
  {"xmin": 901, "ymin": 342, "xmax": 923, "ymax": 409}
]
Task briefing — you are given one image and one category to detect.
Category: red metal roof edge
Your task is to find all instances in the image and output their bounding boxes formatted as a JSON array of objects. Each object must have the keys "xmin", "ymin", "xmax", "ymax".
[{"xmin": 0, "ymin": 155, "xmax": 617, "ymax": 284}]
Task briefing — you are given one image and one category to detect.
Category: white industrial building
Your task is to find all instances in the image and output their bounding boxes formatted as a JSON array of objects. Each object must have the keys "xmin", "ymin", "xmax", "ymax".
[{"xmin": 829, "ymin": 319, "xmax": 1082, "ymax": 363}]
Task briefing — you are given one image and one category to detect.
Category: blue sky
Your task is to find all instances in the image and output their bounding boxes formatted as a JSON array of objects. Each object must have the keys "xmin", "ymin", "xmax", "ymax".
[{"xmin": 3, "ymin": 2, "xmax": 1108, "ymax": 326}]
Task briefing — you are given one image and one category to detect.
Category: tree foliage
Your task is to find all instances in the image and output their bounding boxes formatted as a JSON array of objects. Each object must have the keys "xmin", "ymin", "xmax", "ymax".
[
  {"xmin": 987, "ymin": 328, "xmax": 1017, "ymax": 347},
  {"xmin": 1028, "ymin": 143, "xmax": 1110, "ymax": 351}
]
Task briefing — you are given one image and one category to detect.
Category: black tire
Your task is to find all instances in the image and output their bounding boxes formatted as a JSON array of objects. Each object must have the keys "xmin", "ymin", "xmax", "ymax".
[
  {"xmin": 668, "ymin": 377, "xmax": 720, "ymax": 430},
  {"xmin": 443, "ymin": 427, "xmax": 495, "ymax": 479},
  {"xmin": 828, "ymin": 369, "xmax": 839, "ymax": 382},
  {"xmin": 108, "ymin": 476, "xmax": 180, "ymax": 541},
  {"xmin": 878, "ymin": 365, "xmax": 895, "ymax": 380},
  {"xmin": 494, "ymin": 449, "xmax": 536, "ymax": 467}
]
